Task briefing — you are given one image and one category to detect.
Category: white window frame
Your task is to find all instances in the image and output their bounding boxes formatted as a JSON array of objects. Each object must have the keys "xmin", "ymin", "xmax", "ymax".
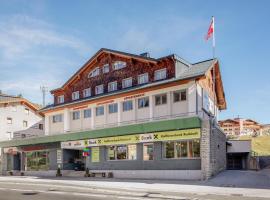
[
  {"xmin": 88, "ymin": 67, "xmax": 100, "ymax": 78},
  {"xmin": 108, "ymin": 81, "xmax": 118, "ymax": 92},
  {"xmin": 138, "ymin": 97, "xmax": 149, "ymax": 109},
  {"xmin": 83, "ymin": 109, "xmax": 91, "ymax": 118},
  {"xmin": 25, "ymin": 108, "xmax": 30, "ymax": 115},
  {"xmin": 7, "ymin": 117, "xmax": 12, "ymax": 124},
  {"xmin": 72, "ymin": 111, "xmax": 80, "ymax": 120},
  {"xmin": 52, "ymin": 114, "xmax": 63, "ymax": 123},
  {"xmin": 108, "ymin": 103, "xmax": 118, "ymax": 114},
  {"xmin": 154, "ymin": 68, "xmax": 167, "ymax": 81},
  {"xmin": 138, "ymin": 73, "xmax": 149, "ymax": 85},
  {"xmin": 57, "ymin": 95, "xmax": 64, "ymax": 104},
  {"xmin": 123, "ymin": 100, "xmax": 133, "ymax": 112},
  {"xmin": 173, "ymin": 90, "xmax": 187, "ymax": 103},
  {"xmin": 113, "ymin": 61, "xmax": 126, "ymax": 70},
  {"xmin": 122, "ymin": 77, "xmax": 132, "ymax": 89},
  {"xmin": 72, "ymin": 91, "xmax": 80, "ymax": 101},
  {"xmin": 96, "ymin": 106, "xmax": 104, "ymax": 116},
  {"xmin": 83, "ymin": 88, "xmax": 91, "ymax": 98},
  {"xmin": 95, "ymin": 84, "xmax": 104, "ymax": 95},
  {"xmin": 103, "ymin": 64, "xmax": 110, "ymax": 73}
]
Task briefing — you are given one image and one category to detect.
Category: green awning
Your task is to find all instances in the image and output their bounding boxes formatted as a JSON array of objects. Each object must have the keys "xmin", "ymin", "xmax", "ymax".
[{"xmin": 0, "ymin": 117, "xmax": 201, "ymax": 148}]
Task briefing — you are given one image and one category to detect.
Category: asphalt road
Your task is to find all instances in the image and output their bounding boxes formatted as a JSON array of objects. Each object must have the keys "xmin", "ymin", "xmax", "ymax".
[{"xmin": 0, "ymin": 178, "xmax": 268, "ymax": 200}]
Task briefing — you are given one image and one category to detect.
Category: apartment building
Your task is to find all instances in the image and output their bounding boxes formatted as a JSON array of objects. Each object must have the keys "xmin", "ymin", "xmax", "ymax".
[
  {"xmin": 0, "ymin": 48, "xmax": 227, "ymax": 180},
  {"xmin": 0, "ymin": 93, "xmax": 43, "ymax": 141},
  {"xmin": 219, "ymin": 118, "xmax": 262, "ymax": 136}
]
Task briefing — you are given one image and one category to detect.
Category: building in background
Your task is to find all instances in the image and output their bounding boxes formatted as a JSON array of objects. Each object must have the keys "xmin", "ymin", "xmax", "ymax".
[
  {"xmin": 0, "ymin": 93, "xmax": 43, "ymax": 141},
  {"xmin": 0, "ymin": 48, "xmax": 227, "ymax": 180},
  {"xmin": 219, "ymin": 118, "xmax": 262, "ymax": 137},
  {"xmin": 13, "ymin": 120, "xmax": 44, "ymax": 139}
]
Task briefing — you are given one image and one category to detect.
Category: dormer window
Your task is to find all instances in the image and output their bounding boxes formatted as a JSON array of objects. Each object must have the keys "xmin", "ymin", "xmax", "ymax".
[
  {"xmin": 113, "ymin": 61, "xmax": 126, "ymax": 70},
  {"xmin": 103, "ymin": 64, "xmax": 110, "ymax": 73},
  {"xmin": 57, "ymin": 95, "xmax": 64, "ymax": 104},
  {"xmin": 122, "ymin": 77, "xmax": 132, "ymax": 88},
  {"xmin": 83, "ymin": 88, "xmax": 91, "ymax": 98},
  {"xmin": 72, "ymin": 91, "xmax": 80, "ymax": 100},
  {"xmin": 154, "ymin": 68, "xmax": 167, "ymax": 81},
  {"xmin": 95, "ymin": 84, "xmax": 104, "ymax": 95},
  {"xmin": 88, "ymin": 67, "xmax": 100, "ymax": 78}
]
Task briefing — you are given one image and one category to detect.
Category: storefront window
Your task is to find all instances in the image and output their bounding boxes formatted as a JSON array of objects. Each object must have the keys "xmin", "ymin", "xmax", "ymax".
[
  {"xmin": 26, "ymin": 150, "xmax": 49, "ymax": 171},
  {"xmin": 165, "ymin": 142, "xmax": 175, "ymax": 158},
  {"xmin": 117, "ymin": 145, "xmax": 127, "ymax": 160},
  {"xmin": 164, "ymin": 140, "xmax": 200, "ymax": 159},
  {"xmin": 193, "ymin": 139, "xmax": 200, "ymax": 157},
  {"xmin": 108, "ymin": 144, "xmax": 137, "ymax": 160},
  {"xmin": 143, "ymin": 143, "xmax": 154, "ymax": 160}
]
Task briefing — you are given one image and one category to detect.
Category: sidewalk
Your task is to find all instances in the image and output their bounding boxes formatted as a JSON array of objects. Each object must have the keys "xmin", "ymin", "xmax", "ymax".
[{"xmin": 0, "ymin": 170, "xmax": 270, "ymax": 198}]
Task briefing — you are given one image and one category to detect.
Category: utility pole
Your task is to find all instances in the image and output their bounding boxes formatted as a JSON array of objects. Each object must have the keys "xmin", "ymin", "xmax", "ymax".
[{"xmin": 40, "ymin": 86, "xmax": 48, "ymax": 107}]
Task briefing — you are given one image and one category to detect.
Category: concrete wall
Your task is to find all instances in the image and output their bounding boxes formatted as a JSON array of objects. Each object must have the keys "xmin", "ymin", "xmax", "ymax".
[
  {"xmin": 0, "ymin": 103, "xmax": 42, "ymax": 141},
  {"xmin": 86, "ymin": 142, "xmax": 201, "ymax": 170},
  {"xmin": 227, "ymin": 140, "xmax": 251, "ymax": 153}
]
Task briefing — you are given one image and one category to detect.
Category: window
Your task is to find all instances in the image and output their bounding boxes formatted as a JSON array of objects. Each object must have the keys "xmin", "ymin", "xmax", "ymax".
[
  {"xmin": 123, "ymin": 100, "xmax": 133, "ymax": 112},
  {"xmin": 84, "ymin": 109, "xmax": 91, "ymax": 118},
  {"xmin": 138, "ymin": 73, "xmax": 149, "ymax": 85},
  {"xmin": 108, "ymin": 144, "xmax": 137, "ymax": 160},
  {"xmin": 155, "ymin": 94, "xmax": 167, "ymax": 105},
  {"xmin": 7, "ymin": 117, "xmax": 12, "ymax": 124},
  {"xmin": 143, "ymin": 143, "xmax": 154, "ymax": 160},
  {"xmin": 52, "ymin": 114, "xmax": 62, "ymax": 123},
  {"xmin": 173, "ymin": 90, "xmax": 187, "ymax": 102},
  {"xmin": 26, "ymin": 151, "xmax": 49, "ymax": 171},
  {"xmin": 122, "ymin": 77, "xmax": 132, "ymax": 88},
  {"xmin": 113, "ymin": 61, "xmax": 126, "ymax": 70},
  {"xmin": 108, "ymin": 103, "xmax": 118, "ymax": 114},
  {"xmin": 72, "ymin": 91, "xmax": 80, "ymax": 100},
  {"xmin": 95, "ymin": 85, "xmax": 104, "ymax": 95},
  {"xmin": 72, "ymin": 111, "xmax": 80, "ymax": 120},
  {"xmin": 83, "ymin": 88, "xmax": 91, "ymax": 98},
  {"xmin": 39, "ymin": 124, "xmax": 43, "ymax": 130},
  {"xmin": 103, "ymin": 64, "xmax": 109, "ymax": 73},
  {"xmin": 57, "ymin": 95, "xmax": 64, "ymax": 104},
  {"xmin": 11, "ymin": 106, "xmax": 17, "ymax": 112},
  {"xmin": 23, "ymin": 120, "xmax": 28, "ymax": 128},
  {"xmin": 88, "ymin": 67, "xmax": 100, "ymax": 77},
  {"xmin": 25, "ymin": 108, "xmax": 30, "ymax": 115},
  {"xmin": 96, "ymin": 106, "xmax": 104, "ymax": 116},
  {"xmin": 154, "ymin": 68, "xmax": 167, "ymax": 81},
  {"xmin": 138, "ymin": 97, "xmax": 149, "ymax": 109},
  {"xmin": 164, "ymin": 140, "xmax": 200, "ymax": 159},
  {"xmin": 108, "ymin": 81, "xmax": 117, "ymax": 92}
]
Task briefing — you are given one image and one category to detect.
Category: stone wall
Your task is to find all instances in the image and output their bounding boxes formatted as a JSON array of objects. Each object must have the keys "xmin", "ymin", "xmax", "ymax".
[{"xmin": 201, "ymin": 118, "xmax": 226, "ymax": 180}]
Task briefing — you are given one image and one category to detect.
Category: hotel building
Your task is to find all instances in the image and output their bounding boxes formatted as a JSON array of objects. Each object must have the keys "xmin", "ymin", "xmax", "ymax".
[{"xmin": 0, "ymin": 48, "xmax": 227, "ymax": 180}]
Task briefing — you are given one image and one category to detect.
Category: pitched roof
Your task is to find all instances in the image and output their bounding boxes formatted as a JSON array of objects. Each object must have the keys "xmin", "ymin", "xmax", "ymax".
[
  {"xmin": 0, "ymin": 93, "xmax": 42, "ymax": 113},
  {"xmin": 178, "ymin": 59, "xmax": 216, "ymax": 79}
]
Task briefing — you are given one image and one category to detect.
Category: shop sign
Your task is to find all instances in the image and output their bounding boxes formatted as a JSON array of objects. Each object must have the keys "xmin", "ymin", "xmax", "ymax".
[
  {"xmin": 3, "ymin": 147, "xmax": 18, "ymax": 154},
  {"xmin": 61, "ymin": 128, "xmax": 200, "ymax": 148},
  {"xmin": 57, "ymin": 149, "xmax": 62, "ymax": 164},
  {"xmin": 91, "ymin": 147, "xmax": 100, "ymax": 162},
  {"xmin": 124, "ymin": 93, "xmax": 145, "ymax": 101},
  {"xmin": 61, "ymin": 140, "xmax": 88, "ymax": 149}
]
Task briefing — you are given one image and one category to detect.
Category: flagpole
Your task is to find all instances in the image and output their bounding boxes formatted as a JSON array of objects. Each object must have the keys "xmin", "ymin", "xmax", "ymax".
[{"xmin": 212, "ymin": 16, "xmax": 216, "ymax": 118}]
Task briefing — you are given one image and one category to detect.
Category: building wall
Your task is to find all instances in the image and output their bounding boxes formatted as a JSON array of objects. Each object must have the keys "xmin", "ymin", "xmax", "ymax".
[
  {"xmin": 46, "ymin": 82, "xmax": 199, "ymax": 135},
  {"xmin": 0, "ymin": 103, "xmax": 42, "ymax": 141},
  {"xmin": 86, "ymin": 142, "xmax": 201, "ymax": 170},
  {"xmin": 53, "ymin": 53, "xmax": 175, "ymax": 105}
]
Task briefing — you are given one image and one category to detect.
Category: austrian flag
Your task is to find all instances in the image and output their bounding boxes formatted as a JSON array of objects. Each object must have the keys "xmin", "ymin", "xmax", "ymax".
[{"xmin": 205, "ymin": 17, "xmax": 214, "ymax": 41}]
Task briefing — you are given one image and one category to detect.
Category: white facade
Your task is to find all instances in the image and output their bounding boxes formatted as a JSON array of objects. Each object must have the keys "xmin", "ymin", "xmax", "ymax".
[
  {"xmin": 45, "ymin": 82, "xmax": 216, "ymax": 135},
  {"xmin": 0, "ymin": 103, "xmax": 42, "ymax": 141}
]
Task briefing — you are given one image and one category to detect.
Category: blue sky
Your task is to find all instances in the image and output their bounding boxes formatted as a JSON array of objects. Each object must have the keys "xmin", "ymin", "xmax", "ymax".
[{"xmin": 0, "ymin": 0, "xmax": 269, "ymax": 123}]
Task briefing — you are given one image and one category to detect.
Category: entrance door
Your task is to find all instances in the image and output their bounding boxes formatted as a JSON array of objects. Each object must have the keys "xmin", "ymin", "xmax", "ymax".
[{"xmin": 227, "ymin": 154, "xmax": 243, "ymax": 170}]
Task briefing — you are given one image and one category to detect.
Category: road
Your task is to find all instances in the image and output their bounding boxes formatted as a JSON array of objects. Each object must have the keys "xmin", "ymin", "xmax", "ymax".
[{"xmin": 0, "ymin": 169, "xmax": 269, "ymax": 200}]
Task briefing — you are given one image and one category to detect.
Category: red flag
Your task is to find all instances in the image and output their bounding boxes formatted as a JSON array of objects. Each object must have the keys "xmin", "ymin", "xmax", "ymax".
[{"xmin": 205, "ymin": 18, "xmax": 214, "ymax": 40}]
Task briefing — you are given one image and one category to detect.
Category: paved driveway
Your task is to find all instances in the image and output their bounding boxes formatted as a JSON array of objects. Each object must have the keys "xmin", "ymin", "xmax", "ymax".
[{"xmin": 205, "ymin": 169, "xmax": 270, "ymax": 189}]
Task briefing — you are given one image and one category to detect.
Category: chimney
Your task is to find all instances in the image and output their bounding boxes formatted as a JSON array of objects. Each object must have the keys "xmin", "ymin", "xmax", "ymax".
[{"xmin": 140, "ymin": 52, "xmax": 150, "ymax": 58}]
